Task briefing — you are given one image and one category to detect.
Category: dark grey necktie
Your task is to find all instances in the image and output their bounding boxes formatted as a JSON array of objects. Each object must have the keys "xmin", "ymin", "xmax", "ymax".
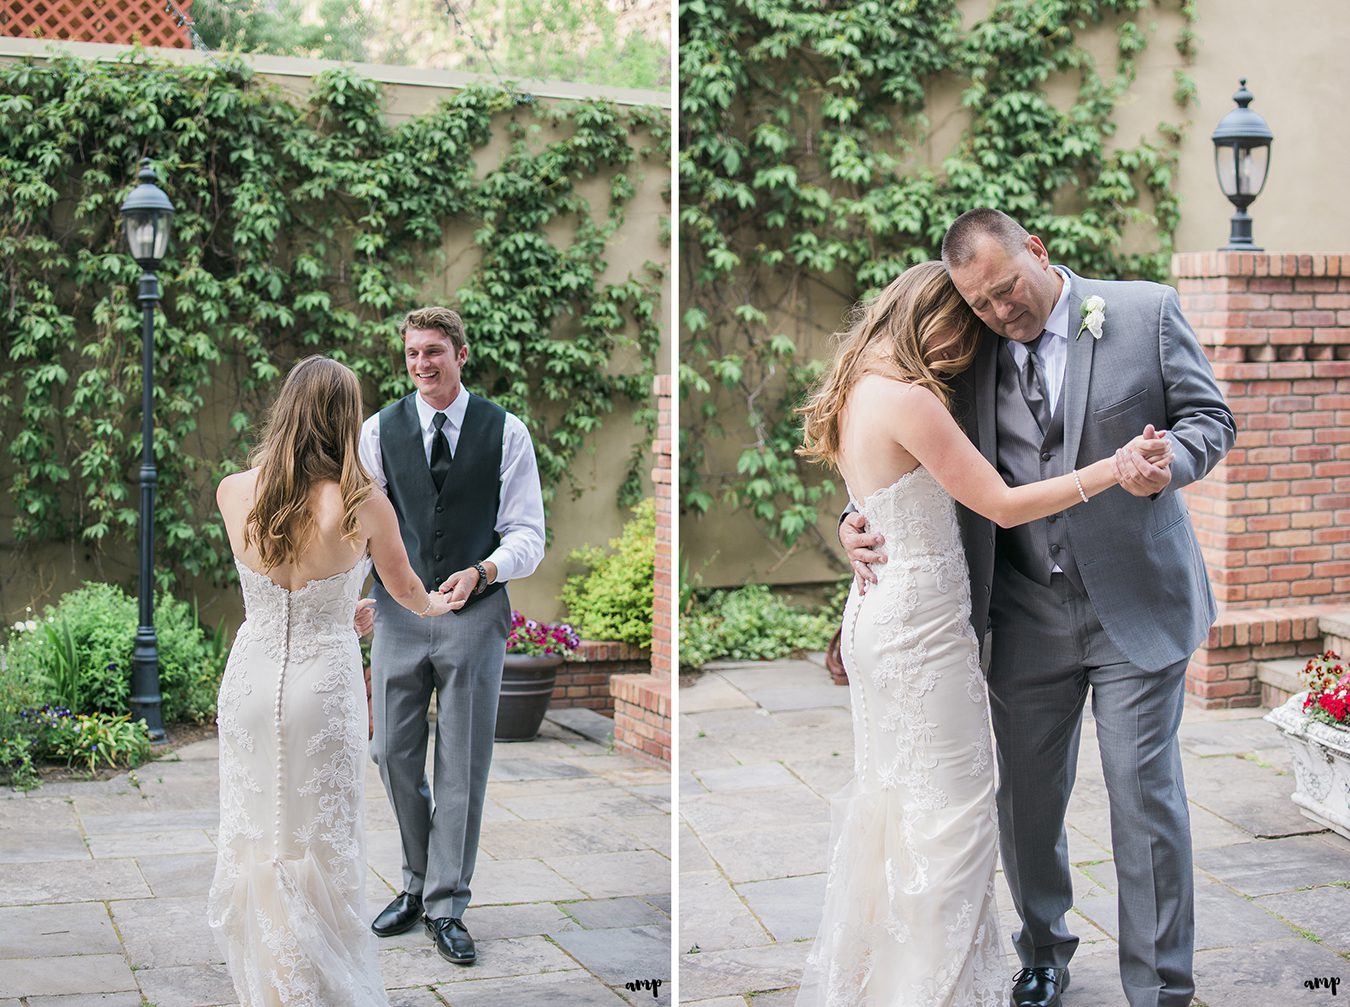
[
  {"xmin": 430, "ymin": 412, "xmax": 452, "ymax": 492},
  {"xmin": 1018, "ymin": 332, "xmax": 1052, "ymax": 434}
]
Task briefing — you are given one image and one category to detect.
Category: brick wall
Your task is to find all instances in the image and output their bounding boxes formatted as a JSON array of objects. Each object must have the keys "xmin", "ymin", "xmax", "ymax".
[
  {"xmin": 1174, "ymin": 251, "xmax": 1350, "ymax": 706},
  {"xmin": 612, "ymin": 672, "xmax": 671, "ymax": 764},
  {"xmin": 611, "ymin": 374, "xmax": 672, "ymax": 764},
  {"xmin": 551, "ymin": 640, "xmax": 648, "ymax": 716}
]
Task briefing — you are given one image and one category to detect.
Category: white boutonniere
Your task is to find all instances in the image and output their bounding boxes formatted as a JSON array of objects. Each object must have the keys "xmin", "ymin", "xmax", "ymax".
[{"xmin": 1076, "ymin": 295, "xmax": 1106, "ymax": 340}]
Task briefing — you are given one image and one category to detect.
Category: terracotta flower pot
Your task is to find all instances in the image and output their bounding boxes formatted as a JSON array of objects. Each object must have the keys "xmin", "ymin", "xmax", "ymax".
[{"xmin": 495, "ymin": 652, "xmax": 563, "ymax": 742}]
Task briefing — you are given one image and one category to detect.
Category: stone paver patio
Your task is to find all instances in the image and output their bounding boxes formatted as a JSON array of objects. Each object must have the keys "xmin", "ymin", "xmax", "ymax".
[
  {"xmin": 679, "ymin": 655, "xmax": 1350, "ymax": 1007},
  {"xmin": 0, "ymin": 717, "xmax": 671, "ymax": 1006}
]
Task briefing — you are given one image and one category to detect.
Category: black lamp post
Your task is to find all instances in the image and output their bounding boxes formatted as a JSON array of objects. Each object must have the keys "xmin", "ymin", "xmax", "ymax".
[
  {"xmin": 119, "ymin": 159, "xmax": 175, "ymax": 744},
  {"xmin": 1212, "ymin": 78, "xmax": 1274, "ymax": 251}
]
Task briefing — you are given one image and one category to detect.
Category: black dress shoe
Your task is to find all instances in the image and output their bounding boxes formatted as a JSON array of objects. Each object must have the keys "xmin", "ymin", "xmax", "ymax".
[
  {"xmin": 1011, "ymin": 966, "xmax": 1070, "ymax": 1007},
  {"xmin": 425, "ymin": 915, "xmax": 476, "ymax": 965},
  {"xmin": 371, "ymin": 891, "xmax": 423, "ymax": 936}
]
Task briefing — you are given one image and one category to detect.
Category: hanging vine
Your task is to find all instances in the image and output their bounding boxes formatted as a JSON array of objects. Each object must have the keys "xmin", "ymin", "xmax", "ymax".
[
  {"xmin": 679, "ymin": 0, "xmax": 1197, "ymax": 570},
  {"xmin": 0, "ymin": 51, "xmax": 668, "ymax": 589}
]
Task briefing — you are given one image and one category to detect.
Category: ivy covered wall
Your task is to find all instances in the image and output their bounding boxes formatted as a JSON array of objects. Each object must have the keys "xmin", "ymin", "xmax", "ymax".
[
  {"xmin": 0, "ymin": 46, "xmax": 670, "ymax": 621},
  {"xmin": 679, "ymin": 0, "xmax": 1196, "ymax": 587}
]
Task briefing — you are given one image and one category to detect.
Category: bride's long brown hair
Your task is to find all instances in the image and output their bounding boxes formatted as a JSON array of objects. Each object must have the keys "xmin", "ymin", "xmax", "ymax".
[
  {"xmin": 798, "ymin": 261, "xmax": 982, "ymax": 466},
  {"xmin": 244, "ymin": 355, "xmax": 373, "ymax": 570}
]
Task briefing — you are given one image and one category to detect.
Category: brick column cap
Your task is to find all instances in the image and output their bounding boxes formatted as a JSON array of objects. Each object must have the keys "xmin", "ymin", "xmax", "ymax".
[{"xmin": 1172, "ymin": 251, "xmax": 1350, "ymax": 279}]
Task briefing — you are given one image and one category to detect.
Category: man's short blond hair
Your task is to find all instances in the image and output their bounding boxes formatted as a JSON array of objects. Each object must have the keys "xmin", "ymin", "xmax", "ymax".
[{"xmin": 399, "ymin": 306, "xmax": 466, "ymax": 353}]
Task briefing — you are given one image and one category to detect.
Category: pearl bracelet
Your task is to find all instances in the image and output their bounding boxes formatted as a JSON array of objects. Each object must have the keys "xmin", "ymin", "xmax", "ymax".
[
  {"xmin": 419, "ymin": 593, "xmax": 434, "ymax": 617},
  {"xmin": 1072, "ymin": 469, "xmax": 1089, "ymax": 504}
]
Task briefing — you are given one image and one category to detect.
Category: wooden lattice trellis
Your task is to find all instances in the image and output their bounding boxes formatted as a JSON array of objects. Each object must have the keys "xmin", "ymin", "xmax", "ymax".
[{"xmin": 1, "ymin": 0, "xmax": 194, "ymax": 48}]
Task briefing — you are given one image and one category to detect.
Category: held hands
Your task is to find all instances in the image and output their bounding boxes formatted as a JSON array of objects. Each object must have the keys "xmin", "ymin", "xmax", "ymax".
[
  {"xmin": 438, "ymin": 567, "xmax": 480, "ymax": 610},
  {"xmin": 1113, "ymin": 424, "xmax": 1174, "ymax": 497},
  {"xmin": 420, "ymin": 589, "xmax": 461, "ymax": 618},
  {"xmin": 437, "ymin": 561, "xmax": 496, "ymax": 610},
  {"xmin": 840, "ymin": 512, "xmax": 886, "ymax": 596}
]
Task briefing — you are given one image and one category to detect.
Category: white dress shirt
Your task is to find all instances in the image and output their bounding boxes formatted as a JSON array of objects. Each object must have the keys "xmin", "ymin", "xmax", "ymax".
[
  {"xmin": 358, "ymin": 387, "xmax": 546, "ymax": 584},
  {"xmin": 1005, "ymin": 265, "xmax": 1072, "ymax": 413}
]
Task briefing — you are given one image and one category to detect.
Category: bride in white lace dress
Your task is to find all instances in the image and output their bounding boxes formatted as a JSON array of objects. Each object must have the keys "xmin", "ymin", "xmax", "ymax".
[
  {"xmin": 796, "ymin": 262, "xmax": 1168, "ymax": 1006},
  {"xmin": 208, "ymin": 356, "xmax": 458, "ymax": 1006}
]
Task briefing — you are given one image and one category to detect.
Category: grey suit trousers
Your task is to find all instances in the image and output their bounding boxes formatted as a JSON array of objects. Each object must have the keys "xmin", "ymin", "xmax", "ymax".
[
  {"xmin": 988, "ymin": 561, "xmax": 1194, "ymax": 1007},
  {"xmin": 369, "ymin": 582, "xmax": 510, "ymax": 920}
]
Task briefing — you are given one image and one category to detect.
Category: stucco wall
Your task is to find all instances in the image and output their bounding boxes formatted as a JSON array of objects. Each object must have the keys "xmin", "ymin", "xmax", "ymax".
[
  {"xmin": 681, "ymin": 0, "xmax": 1350, "ymax": 590},
  {"xmin": 0, "ymin": 39, "xmax": 671, "ymax": 626}
]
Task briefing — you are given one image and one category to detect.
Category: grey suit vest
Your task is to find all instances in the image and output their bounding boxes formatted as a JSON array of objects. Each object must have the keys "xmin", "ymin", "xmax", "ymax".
[
  {"xmin": 375, "ymin": 392, "xmax": 505, "ymax": 607},
  {"xmin": 993, "ymin": 342, "xmax": 1084, "ymax": 592}
]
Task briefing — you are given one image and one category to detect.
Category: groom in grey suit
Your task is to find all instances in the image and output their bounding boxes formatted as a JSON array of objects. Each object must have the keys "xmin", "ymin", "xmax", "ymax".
[
  {"xmin": 844, "ymin": 209, "xmax": 1234, "ymax": 1007},
  {"xmin": 359, "ymin": 306, "xmax": 545, "ymax": 966}
]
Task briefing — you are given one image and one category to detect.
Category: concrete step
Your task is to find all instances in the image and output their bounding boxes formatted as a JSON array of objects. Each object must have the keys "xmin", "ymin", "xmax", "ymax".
[
  {"xmin": 1257, "ymin": 657, "xmax": 1308, "ymax": 710},
  {"xmin": 545, "ymin": 707, "xmax": 615, "ymax": 747},
  {"xmin": 1319, "ymin": 610, "xmax": 1350, "ymax": 657}
]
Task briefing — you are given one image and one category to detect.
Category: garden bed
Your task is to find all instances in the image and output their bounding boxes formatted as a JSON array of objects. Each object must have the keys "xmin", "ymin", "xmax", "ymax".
[{"xmin": 17, "ymin": 720, "xmax": 217, "ymax": 788}]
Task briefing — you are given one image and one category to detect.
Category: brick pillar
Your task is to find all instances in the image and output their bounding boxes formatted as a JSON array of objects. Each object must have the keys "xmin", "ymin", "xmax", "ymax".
[
  {"xmin": 610, "ymin": 374, "xmax": 672, "ymax": 764},
  {"xmin": 1174, "ymin": 251, "xmax": 1350, "ymax": 707}
]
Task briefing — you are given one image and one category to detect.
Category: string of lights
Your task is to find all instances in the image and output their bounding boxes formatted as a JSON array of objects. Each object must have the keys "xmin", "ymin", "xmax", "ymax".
[
  {"xmin": 440, "ymin": 0, "xmax": 533, "ymax": 103},
  {"xmin": 161, "ymin": 0, "xmax": 228, "ymax": 69}
]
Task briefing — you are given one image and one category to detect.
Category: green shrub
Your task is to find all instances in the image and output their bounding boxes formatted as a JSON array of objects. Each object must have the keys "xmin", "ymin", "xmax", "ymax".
[
  {"xmin": 0, "ymin": 734, "xmax": 40, "ymax": 790},
  {"xmin": 679, "ymin": 584, "xmax": 838, "ymax": 670},
  {"xmin": 1, "ymin": 583, "xmax": 222, "ymax": 724},
  {"xmin": 560, "ymin": 499, "xmax": 655, "ymax": 649},
  {"xmin": 1, "ymin": 705, "xmax": 153, "ymax": 783},
  {"xmin": 45, "ymin": 710, "xmax": 154, "ymax": 772},
  {"xmin": 0, "ymin": 614, "xmax": 53, "ymax": 713},
  {"xmin": 0, "ymin": 613, "xmax": 65, "ymax": 789}
]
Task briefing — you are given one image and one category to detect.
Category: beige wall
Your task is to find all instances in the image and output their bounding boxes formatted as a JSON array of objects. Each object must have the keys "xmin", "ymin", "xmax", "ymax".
[
  {"xmin": 0, "ymin": 40, "xmax": 670, "ymax": 627},
  {"xmin": 682, "ymin": 0, "xmax": 1350, "ymax": 589}
]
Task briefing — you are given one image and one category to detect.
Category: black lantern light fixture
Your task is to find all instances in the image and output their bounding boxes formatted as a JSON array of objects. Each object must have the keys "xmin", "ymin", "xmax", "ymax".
[
  {"xmin": 1211, "ymin": 78, "xmax": 1273, "ymax": 251},
  {"xmin": 119, "ymin": 158, "xmax": 175, "ymax": 743}
]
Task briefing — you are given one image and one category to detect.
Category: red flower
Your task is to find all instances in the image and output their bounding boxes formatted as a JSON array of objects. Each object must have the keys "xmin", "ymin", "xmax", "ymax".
[{"xmin": 1302, "ymin": 651, "xmax": 1350, "ymax": 727}]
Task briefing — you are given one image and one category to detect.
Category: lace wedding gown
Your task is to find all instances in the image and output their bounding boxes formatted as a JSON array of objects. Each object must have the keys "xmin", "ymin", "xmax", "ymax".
[
  {"xmin": 208, "ymin": 557, "xmax": 389, "ymax": 1007},
  {"xmin": 796, "ymin": 467, "xmax": 1008, "ymax": 1007}
]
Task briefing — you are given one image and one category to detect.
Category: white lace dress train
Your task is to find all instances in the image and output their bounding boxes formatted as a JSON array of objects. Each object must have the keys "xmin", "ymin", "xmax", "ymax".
[
  {"xmin": 208, "ymin": 558, "xmax": 389, "ymax": 1007},
  {"xmin": 796, "ymin": 468, "xmax": 1008, "ymax": 1007}
]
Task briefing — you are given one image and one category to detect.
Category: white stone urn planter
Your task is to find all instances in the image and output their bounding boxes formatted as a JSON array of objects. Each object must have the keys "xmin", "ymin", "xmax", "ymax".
[{"xmin": 1265, "ymin": 692, "xmax": 1350, "ymax": 841}]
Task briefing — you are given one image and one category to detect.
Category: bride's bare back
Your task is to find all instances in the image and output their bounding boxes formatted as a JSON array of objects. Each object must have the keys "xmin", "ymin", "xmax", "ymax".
[
  {"xmin": 836, "ymin": 374, "xmax": 924, "ymax": 504},
  {"xmin": 217, "ymin": 470, "xmax": 367, "ymax": 589},
  {"xmin": 218, "ymin": 469, "xmax": 456, "ymax": 616}
]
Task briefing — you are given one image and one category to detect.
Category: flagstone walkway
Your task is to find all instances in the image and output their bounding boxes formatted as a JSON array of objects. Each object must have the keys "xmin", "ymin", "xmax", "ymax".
[
  {"xmin": 0, "ymin": 717, "xmax": 671, "ymax": 1006},
  {"xmin": 679, "ymin": 655, "xmax": 1350, "ymax": 1007}
]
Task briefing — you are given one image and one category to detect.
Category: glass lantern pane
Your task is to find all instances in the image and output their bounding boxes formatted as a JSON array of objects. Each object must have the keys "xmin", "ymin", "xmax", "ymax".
[
  {"xmin": 124, "ymin": 210, "xmax": 173, "ymax": 264},
  {"xmin": 124, "ymin": 215, "xmax": 154, "ymax": 262},
  {"xmin": 151, "ymin": 211, "xmax": 172, "ymax": 261},
  {"xmin": 1215, "ymin": 143, "xmax": 1239, "ymax": 197},
  {"xmin": 1241, "ymin": 145, "xmax": 1270, "ymax": 198}
]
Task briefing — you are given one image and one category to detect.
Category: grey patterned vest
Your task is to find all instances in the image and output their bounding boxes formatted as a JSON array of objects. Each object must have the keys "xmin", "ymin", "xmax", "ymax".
[
  {"xmin": 375, "ymin": 392, "xmax": 506, "ymax": 607},
  {"xmin": 993, "ymin": 341, "xmax": 1084, "ymax": 592}
]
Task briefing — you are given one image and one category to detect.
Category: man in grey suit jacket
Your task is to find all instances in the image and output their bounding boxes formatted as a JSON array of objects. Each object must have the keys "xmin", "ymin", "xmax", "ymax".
[{"xmin": 843, "ymin": 209, "xmax": 1235, "ymax": 1007}]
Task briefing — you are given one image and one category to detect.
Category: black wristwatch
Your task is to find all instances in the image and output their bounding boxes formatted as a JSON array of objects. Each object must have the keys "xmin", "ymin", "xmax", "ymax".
[{"xmin": 472, "ymin": 561, "xmax": 490, "ymax": 595}]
